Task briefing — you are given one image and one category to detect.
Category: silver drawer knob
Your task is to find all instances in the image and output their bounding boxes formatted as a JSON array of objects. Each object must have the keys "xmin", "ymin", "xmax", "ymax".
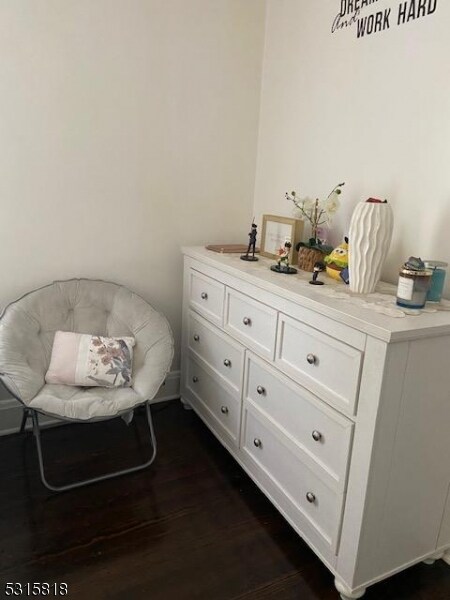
[
  {"xmin": 312, "ymin": 430, "xmax": 322, "ymax": 442},
  {"xmin": 306, "ymin": 353, "xmax": 317, "ymax": 365},
  {"xmin": 223, "ymin": 358, "xmax": 231, "ymax": 367},
  {"xmin": 192, "ymin": 376, "xmax": 199, "ymax": 383},
  {"xmin": 201, "ymin": 292, "xmax": 208, "ymax": 300},
  {"xmin": 243, "ymin": 316, "xmax": 251, "ymax": 326},
  {"xmin": 253, "ymin": 438, "xmax": 262, "ymax": 448},
  {"xmin": 256, "ymin": 385, "xmax": 266, "ymax": 396},
  {"xmin": 221, "ymin": 406, "xmax": 229, "ymax": 414},
  {"xmin": 193, "ymin": 334, "xmax": 200, "ymax": 342},
  {"xmin": 306, "ymin": 492, "xmax": 316, "ymax": 504}
]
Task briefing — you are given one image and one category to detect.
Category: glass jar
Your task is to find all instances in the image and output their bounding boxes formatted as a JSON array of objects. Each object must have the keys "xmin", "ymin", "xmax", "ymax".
[
  {"xmin": 424, "ymin": 260, "xmax": 448, "ymax": 302},
  {"xmin": 396, "ymin": 267, "xmax": 432, "ymax": 309}
]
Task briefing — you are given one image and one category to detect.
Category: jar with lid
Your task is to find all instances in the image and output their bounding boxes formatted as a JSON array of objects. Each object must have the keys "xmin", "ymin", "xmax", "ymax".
[
  {"xmin": 424, "ymin": 260, "xmax": 448, "ymax": 302},
  {"xmin": 396, "ymin": 266, "xmax": 432, "ymax": 309}
]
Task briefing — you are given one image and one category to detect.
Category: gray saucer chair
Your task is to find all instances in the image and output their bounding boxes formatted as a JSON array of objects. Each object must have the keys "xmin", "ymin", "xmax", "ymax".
[{"xmin": 0, "ymin": 279, "xmax": 174, "ymax": 492}]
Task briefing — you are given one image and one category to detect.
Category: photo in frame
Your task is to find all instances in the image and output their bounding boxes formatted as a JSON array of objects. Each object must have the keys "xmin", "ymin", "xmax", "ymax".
[{"xmin": 260, "ymin": 215, "xmax": 304, "ymax": 264}]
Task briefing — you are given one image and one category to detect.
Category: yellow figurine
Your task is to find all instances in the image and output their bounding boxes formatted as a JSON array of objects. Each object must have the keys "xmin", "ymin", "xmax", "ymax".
[{"xmin": 324, "ymin": 238, "xmax": 349, "ymax": 281}]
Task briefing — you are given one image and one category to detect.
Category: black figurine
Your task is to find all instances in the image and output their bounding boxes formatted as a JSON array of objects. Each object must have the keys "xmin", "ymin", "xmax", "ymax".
[
  {"xmin": 309, "ymin": 261, "xmax": 326, "ymax": 285},
  {"xmin": 241, "ymin": 220, "xmax": 259, "ymax": 262}
]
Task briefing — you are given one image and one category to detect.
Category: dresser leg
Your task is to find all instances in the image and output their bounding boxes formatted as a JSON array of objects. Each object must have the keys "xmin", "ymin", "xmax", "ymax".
[
  {"xmin": 442, "ymin": 550, "xmax": 450, "ymax": 566},
  {"xmin": 180, "ymin": 398, "xmax": 193, "ymax": 411},
  {"xmin": 423, "ymin": 552, "xmax": 445, "ymax": 565},
  {"xmin": 334, "ymin": 578, "xmax": 366, "ymax": 599}
]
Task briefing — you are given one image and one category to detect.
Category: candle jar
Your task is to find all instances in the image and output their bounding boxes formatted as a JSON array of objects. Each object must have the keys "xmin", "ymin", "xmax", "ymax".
[
  {"xmin": 396, "ymin": 267, "xmax": 432, "ymax": 309},
  {"xmin": 424, "ymin": 261, "xmax": 448, "ymax": 302}
]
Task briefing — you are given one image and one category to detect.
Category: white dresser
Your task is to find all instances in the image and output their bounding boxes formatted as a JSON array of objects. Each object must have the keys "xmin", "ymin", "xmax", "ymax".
[{"xmin": 180, "ymin": 246, "xmax": 450, "ymax": 600}]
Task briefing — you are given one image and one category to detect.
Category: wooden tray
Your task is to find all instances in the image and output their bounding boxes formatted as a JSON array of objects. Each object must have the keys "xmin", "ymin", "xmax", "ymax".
[{"xmin": 206, "ymin": 244, "xmax": 260, "ymax": 254}]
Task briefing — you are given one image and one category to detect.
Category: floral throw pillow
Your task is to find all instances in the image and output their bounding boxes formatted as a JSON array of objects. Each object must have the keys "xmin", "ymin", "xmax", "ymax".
[{"xmin": 45, "ymin": 331, "xmax": 135, "ymax": 388}]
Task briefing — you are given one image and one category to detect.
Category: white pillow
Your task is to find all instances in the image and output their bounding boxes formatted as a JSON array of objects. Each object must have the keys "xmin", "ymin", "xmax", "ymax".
[{"xmin": 45, "ymin": 331, "xmax": 135, "ymax": 388}]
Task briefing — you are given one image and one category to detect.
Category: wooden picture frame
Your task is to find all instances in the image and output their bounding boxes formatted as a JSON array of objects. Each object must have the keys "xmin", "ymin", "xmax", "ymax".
[{"xmin": 260, "ymin": 215, "xmax": 304, "ymax": 264}]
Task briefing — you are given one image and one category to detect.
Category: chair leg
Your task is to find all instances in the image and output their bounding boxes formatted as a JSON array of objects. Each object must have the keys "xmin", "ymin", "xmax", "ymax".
[
  {"xmin": 31, "ymin": 402, "xmax": 157, "ymax": 493},
  {"xmin": 20, "ymin": 408, "xmax": 31, "ymax": 433}
]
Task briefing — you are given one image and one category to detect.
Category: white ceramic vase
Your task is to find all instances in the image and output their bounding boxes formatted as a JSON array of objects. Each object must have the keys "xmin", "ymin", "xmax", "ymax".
[{"xmin": 348, "ymin": 200, "xmax": 394, "ymax": 294}]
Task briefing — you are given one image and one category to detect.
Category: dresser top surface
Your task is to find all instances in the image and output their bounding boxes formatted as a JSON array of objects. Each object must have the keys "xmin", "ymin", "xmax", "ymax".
[{"xmin": 182, "ymin": 246, "xmax": 450, "ymax": 343}]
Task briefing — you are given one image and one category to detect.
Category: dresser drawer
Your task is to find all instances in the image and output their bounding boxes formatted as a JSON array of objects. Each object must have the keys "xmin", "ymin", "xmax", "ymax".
[
  {"xmin": 185, "ymin": 354, "xmax": 240, "ymax": 445},
  {"xmin": 188, "ymin": 311, "xmax": 244, "ymax": 393},
  {"xmin": 189, "ymin": 269, "xmax": 225, "ymax": 326},
  {"xmin": 245, "ymin": 354, "xmax": 353, "ymax": 491},
  {"xmin": 276, "ymin": 314, "xmax": 363, "ymax": 416},
  {"xmin": 242, "ymin": 407, "xmax": 344, "ymax": 553},
  {"xmin": 225, "ymin": 288, "xmax": 277, "ymax": 360}
]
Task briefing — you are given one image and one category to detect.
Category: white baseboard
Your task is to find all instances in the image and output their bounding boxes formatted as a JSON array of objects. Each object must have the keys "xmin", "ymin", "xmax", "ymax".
[
  {"xmin": 152, "ymin": 370, "xmax": 180, "ymax": 404},
  {"xmin": 0, "ymin": 370, "xmax": 180, "ymax": 437}
]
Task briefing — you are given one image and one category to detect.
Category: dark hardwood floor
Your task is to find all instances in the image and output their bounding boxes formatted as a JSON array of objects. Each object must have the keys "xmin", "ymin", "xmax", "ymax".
[{"xmin": 0, "ymin": 400, "xmax": 449, "ymax": 600}]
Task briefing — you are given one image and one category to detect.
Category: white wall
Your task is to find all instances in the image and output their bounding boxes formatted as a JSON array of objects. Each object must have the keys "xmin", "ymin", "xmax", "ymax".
[
  {"xmin": 0, "ymin": 0, "xmax": 266, "ymax": 381},
  {"xmin": 254, "ymin": 0, "xmax": 450, "ymax": 293}
]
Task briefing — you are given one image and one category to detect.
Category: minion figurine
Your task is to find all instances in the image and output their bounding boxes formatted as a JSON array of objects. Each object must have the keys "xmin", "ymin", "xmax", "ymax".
[{"xmin": 324, "ymin": 237, "xmax": 349, "ymax": 281}]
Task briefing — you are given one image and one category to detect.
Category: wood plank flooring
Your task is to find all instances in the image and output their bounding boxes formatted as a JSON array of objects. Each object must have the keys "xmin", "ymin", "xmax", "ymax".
[{"xmin": 0, "ymin": 400, "xmax": 449, "ymax": 600}]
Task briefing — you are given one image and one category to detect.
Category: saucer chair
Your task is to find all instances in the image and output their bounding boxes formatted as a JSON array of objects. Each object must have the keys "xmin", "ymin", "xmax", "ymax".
[{"xmin": 0, "ymin": 279, "xmax": 174, "ymax": 492}]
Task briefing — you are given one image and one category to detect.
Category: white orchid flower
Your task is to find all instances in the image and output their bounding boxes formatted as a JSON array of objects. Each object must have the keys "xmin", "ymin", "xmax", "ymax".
[
  {"xmin": 301, "ymin": 197, "xmax": 315, "ymax": 211},
  {"xmin": 323, "ymin": 191, "xmax": 340, "ymax": 214},
  {"xmin": 286, "ymin": 183, "xmax": 344, "ymax": 244}
]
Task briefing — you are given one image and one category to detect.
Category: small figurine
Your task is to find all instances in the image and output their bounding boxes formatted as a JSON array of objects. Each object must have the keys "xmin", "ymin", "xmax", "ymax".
[
  {"xmin": 277, "ymin": 241, "xmax": 291, "ymax": 269},
  {"xmin": 270, "ymin": 239, "xmax": 297, "ymax": 274},
  {"xmin": 240, "ymin": 219, "xmax": 259, "ymax": 262},
  {"xmin": 324, "ymin": 237, "xmax": 349, "ymax": 281},
  {"xmin": 309, "ymin": 261, "xmax": 326, "ymax": 285}
]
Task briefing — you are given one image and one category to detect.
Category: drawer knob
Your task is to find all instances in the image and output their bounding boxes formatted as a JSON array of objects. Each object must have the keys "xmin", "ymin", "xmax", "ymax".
[
  {"xmin": 223, "ymin": 358, "xmax": 231, "ymax": 367},
  {"xmin": 221, "ymin": 406, "xmax": 229, "ymax": 414},
  {"xmin": 306, "ymin": 492, "xmax": 316, "ymax": 504},
  {"xmin": 193, "ymin": 334, "xmax": 200, "ymax": 342},
  {"xmin": 201, "ymin": 292, "xmax": 208, "ymax": 300},
  {"xmin": 256, "ymin": 385, "xmax": 266, "ymax": 396},
  {"xmin": 312, "ymin": 430, "xmax": 322, "ymax": 442},
  {"xmin": 306, "ymin": 353, "xmax": 317, "ymax": 365},
  {"xmin": 243, "ymin": 316, "xmax": 252, "ymax": 326},
  {"xmin": 253, "ymin": 438, "xmax": 262, "ymax": 448},
  {"xmin": 192, "ymin": 376, "xmax": 199, "ymax": 383}
]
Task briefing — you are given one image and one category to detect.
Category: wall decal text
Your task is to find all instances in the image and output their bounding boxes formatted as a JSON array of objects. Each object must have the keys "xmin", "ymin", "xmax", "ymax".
[{"xmin": 332, "ymin": 0, "xmax": 439, "ymax": 38}]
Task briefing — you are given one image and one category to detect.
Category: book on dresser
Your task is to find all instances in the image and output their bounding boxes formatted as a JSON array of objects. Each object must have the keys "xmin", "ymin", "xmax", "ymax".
[{"xmin": 180, "ymin": 246, "xmax": 450, "ymax": 600}]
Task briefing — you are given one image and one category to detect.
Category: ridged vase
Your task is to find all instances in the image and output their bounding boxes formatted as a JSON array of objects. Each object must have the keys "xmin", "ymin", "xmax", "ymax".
[{"xmin": 348, "ymin": 200, "xmax": 394, "ymax": 294}]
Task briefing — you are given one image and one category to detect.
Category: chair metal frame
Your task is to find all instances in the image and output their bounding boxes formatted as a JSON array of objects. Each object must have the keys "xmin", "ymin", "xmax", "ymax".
[{"xmin": 19, "ymin": 402, "xmax": 157, "ymax": 493}]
